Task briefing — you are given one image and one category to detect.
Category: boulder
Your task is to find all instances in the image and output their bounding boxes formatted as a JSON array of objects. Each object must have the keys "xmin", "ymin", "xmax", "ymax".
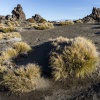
[
  {"xmin": 32, "ymin": 14, "xmax": 43, "ymax": 22},
  {"xmin": 82, "ymin": 7, "xmax": 100, "ymax": 23},
  {"xmin": 12, "ymin": 4, "xmax": 26, "ymax": 21}
]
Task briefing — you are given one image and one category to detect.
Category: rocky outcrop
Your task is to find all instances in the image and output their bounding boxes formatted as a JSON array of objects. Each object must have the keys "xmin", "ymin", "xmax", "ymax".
[
  {"xmin": 0, "ymin": 4, "xmax": 26, "ymax": 23},
  {"xmin": 12, "ymin": 4, "xmax": 26, "ymax": 21},
  {"xmin": 82, "ymin": 7, "xmax": 100, "ymax": 23},
  {"xmin": 32, "ymin": 14, "xmax": 43, "ymax": 22}
]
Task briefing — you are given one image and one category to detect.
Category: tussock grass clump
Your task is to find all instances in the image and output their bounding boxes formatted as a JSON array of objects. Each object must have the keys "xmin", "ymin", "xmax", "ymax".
[
  {"xmin": 59, "ymin": 21, "xmax": 74, "ymax": 26},
  {"xmin": 13, "ymin": 42, "xmax": 32, "ymax": 54},
  {"xmin": 0, "ymin": 32, "xmax": 21, "ymax": 40},
  {"xmin": 6, "ymin": 21, "xmax": 20, "ymax": 27},
  {"xmin": 27, "ymin": 18, "xmax": 35, "ymax": 23},
  {"xmin": 1, "ymin": 48, "xmax": 18, "ymax": 61},
  {"xmin": 1, "ymin": 64, "xmax": 41, "ymax": 93},
  {"xmin": 0, "ymin": 23, "xmax": 4, "ymax": 29},
  {"xmin": 0, "ymin": 27, "xmax": 15, "ymax": 33},
  {"xmin": 39, "ymin": 18, "xmax": 47, "ymax": 23},
  {"xmin": 75, "ymin": 19, "xmax": 83, "ymax": 23},
  {"xmin": 34, "ymin": 22, "xmax": 54, "ymax": 30},
  {"xmin": 50, "ymin": 37, "xmax": 99, "ymax": 81}
]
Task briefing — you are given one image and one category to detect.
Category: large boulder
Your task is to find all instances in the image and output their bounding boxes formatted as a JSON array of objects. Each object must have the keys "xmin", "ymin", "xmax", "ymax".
[
  {"xmin": 32, "ymin": 14, "xmax": 43, "ymax": 22},
  {"xmin": 12, "ymin": 4, "xmax": 26, "ymax": 21},
  {"xmin": 82, "ymin": 7, "xmax": 100, "ymax": 23}
]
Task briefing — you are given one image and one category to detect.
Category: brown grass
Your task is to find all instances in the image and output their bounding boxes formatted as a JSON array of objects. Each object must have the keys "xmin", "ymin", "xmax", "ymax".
[
  {"xmin": 59, "ymin": 21, "xmax": 74, "ymax": 26},
  {"xmin": 50, "ymin": 37, "xmax": 99, "ymax": 81},
  {"xmin": 13, "ymin": 42, "xmax": 32, "ymax": 54},
  {"xmin": 0, "ymin": 63, "xmax": 41, "ymax": 93}
]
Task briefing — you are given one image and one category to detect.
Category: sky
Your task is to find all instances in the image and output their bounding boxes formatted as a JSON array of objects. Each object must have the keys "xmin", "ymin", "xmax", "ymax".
[{"xmin": 0, "ymin": 0, "xmax": 100, "ymax": 21}]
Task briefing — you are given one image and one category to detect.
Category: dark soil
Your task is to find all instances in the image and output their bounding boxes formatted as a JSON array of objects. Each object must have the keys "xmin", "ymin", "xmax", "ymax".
[{"xmin": 0, "ymin": 23, "xmax": 100, "ymax": 100}]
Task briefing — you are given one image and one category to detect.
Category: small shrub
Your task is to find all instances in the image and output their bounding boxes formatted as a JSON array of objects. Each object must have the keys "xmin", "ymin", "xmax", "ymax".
[
  {"xmin": 34, "ymin": 22, "xmax": 54, "ymax": 30},
  {"xmin": 4, "ymin": 32, "xmax": 21, "ymax": 39},
  {"xmin": 50, "ymin": 37, "xmax": 99, "ymax": 81},
  {"xmin": 0, "ymin": 32, "xmax": 21, "ymax": 40},
  {"xmin": 39, "ymin": 18, "xmax": 47, "ymax": 23},
  {"xmin": 13, "ymin": 42, "xmax": 32, "ymax": 54},
  {"xmin": 1, "ymin": 63, "xmax": 41, "ymax": 93},
  {"xmin": 75, "ymin": 19, "xmax": 83, "ymax": 23},
  {"xmin": 0, "ymin": 27, "xmax": 15, "ymax": 33},
  {"xmin": 59, "ymin": 21, "xmax": 74, "ymax": 26},
  {"xmin": 2, "ymin": 48, "xmax": 18, "ymax": 61},
  {"xmin": 27, "ymin": 18, "xmax": 35, "ymax": 23},
  {"xmin": 0, "ymin": 23, "xmax": 4, "ymax": 29}
]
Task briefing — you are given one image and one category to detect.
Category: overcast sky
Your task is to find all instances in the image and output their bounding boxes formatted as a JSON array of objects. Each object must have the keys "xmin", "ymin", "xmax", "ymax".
[{"xmin": 0, "ymin": 0, "xmax": 100, "ymax": 21}]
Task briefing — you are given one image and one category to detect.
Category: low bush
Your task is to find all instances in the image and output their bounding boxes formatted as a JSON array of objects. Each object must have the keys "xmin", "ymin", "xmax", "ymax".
[
  {"xmin": 39, "ymin": 18, "xmax": 47, "ymax": 23},
  {"xmin": 0, "ymin": 63, "xmax": 41, "ymax": 93},
  {"xmin": 75, "ymin": 19, "xmax": 83, "ymax": 23},
  {"xmin": 50, "ymin": 37, "xmax": 99, "ymax": 81},
  {"xmin": 27, "ymin": 18, "xmax": 35, "ymax": 23},
  {"xmin": 34, "ymin": 22, "xmax": 54, "ymax": 30},
  {"xmin": 1, "ymin": 48, "xmax": 18, "ymax": 61},
  {"xmin": 59, "ymin": 21, "xmax": 74, "ymax": 26},
  {"xmin": 13, "ymin": 42, "xmax": 32, "ymax": 54},
  {"xmin": 0, "ymin": 27, "xmax": 15, "ymax": 33},
  {"xmin": 0, "ymin": 32, "xmax": 21, "ymax": 40}
]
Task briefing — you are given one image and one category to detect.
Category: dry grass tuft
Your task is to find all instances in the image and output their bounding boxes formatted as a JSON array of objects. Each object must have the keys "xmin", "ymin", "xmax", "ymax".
[
  {"xmin": 59, "ymin": 21, "xmax": 74, "ymax": 26},
  {"xmin": 1, "ymin": 48, "xmax": 18, "ymax": 61},
  {"xmin": 0, "ymin": 63, "xmax": 41, "ymax": 93},
  {"xmin": 0, "ymin": 27, "xmax": 15, "ymax": 33},
  {"xmin": 13, "ymin": 42, "xmax": 32, "ymax": 54},
  {"xmin": 75, "ymin": 19, "xmax": 83, "ymax": 23},
  {"xmin": 27, "ymin": 18, "xmax": 35, "ymax": 23},
  {"xmin": 34, "ymin": 22, "xmax": 54, "ymax": 30},
  {"xmin": 0, "ymin": 32, "xmax": 21, "ymax": 40},
  {"xmin": 50, "ymin": 37, "xmax": 99, "ymax": 81}
]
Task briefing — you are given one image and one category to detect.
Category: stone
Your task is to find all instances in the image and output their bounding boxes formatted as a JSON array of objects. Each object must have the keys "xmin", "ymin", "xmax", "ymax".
[
  {"xmin": 32, "ymin": 14, "xmax": 43, "ymax": 22},
  {"xmin": 12, "ymin": 4, "xmax": 26, "ymax": 21},
  {"xmin": 82, "ymin": 7, "xmax": 100, "ymax": 23}
]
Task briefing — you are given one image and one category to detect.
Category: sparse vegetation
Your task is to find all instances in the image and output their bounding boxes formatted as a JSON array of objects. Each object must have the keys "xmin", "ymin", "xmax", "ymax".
[
  {"xmin": 0, "ymin": 32, "xmax": 21, "ymax": 40},
  {"xmin": 0, "ymin": 27, "xmax": 15, "ymax": 33},
  {"xmin": 50, "ymin": 37, "xmax": 99, "ymax": 81},
  {"xmin": 75, "ymin": 19, "xmax": 83, "ymax": 23},
  {"xmin": 1, "ymin": 48, "xmax": 18, "ymax": 61},
  {"xmin": 34, "ymin": 22, "xmax": 54, "ymax": 30},
  {"xmin": 13, "ymin": 42, "xmax": 32, "ymax": 54},
  {"xmin": 6, "ymin": 21, "xmax": 20, "ymax": 27},
  {"xmin": 0, "ymin": 63, "xmax": 41, "ymax": 93},
  {"xmin": 27, "ymin": 18, "xmax": 35, "ymax": 23},
  {"xmin": 59, "ymin": 21, "xmax": 74, "ymax": 26},
  {"xmin": 39, "ymin": 18, "xmax": 47, "ymax": 23}
]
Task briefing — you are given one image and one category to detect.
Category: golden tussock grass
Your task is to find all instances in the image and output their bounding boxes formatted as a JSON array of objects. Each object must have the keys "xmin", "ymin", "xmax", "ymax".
[
  {"xmin": 1, "ymin": 48, "xmax": 18, "ymax": 61},
  {"xmin": 12, "ymin": 42, "xmax": 32, "ymax": 54},
  {"xmin": 59, "ymin": 21, "xmax": 74, "ymax": 26},
  {"xmin": 34, "ymin": 22, "xmax": 54, "ymax": 30},
  {"xmin": 50, "ymin": 37, "xmax": 99, "ymax": 81},
  {"xmin": 0, "ymin": 63, "xmax": 41, "ymax": 93}
]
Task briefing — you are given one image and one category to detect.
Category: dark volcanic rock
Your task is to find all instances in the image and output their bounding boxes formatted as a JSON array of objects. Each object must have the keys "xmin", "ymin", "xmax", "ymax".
[
  {"xmin": 32, "ymin": 14, "xmax": 43, "ymax": 22},
  {"xmin": 12, "ymin": 4, "xmax": 26, "ymax": 21},
  {"xmin": 82, "ymin": 7, "xmax": 100, "ymax": 23}
]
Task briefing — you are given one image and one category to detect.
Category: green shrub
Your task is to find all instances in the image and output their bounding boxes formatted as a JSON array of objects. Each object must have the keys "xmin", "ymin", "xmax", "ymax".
[{"xmin": 50, "ymin": 37, "xmax": 99, "ymax": 81}]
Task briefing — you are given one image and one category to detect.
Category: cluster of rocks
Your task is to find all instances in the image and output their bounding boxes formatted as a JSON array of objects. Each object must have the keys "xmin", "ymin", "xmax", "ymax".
[
  {"xmin": 0, "ymin": 4, "xmax": 26, "ymax": 23},
  {"xmin": 82, "ymin": 7, "xmax": 100, "ymax": 23},
  {"xmin": 32, "ymin": 14, "xmax": 43, "ymax": 22}
]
